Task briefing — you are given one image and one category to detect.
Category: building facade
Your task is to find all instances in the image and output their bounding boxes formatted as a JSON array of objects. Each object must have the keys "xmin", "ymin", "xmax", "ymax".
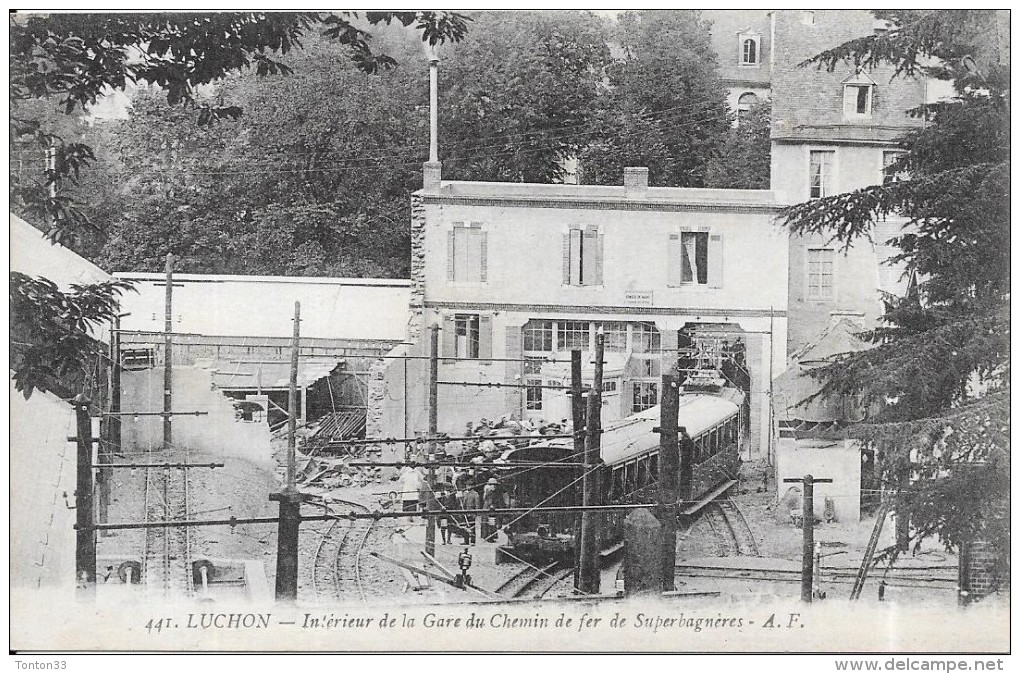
[{"xmin": 407, "ymin": 168, "xmax": 788, "ymax": 456}]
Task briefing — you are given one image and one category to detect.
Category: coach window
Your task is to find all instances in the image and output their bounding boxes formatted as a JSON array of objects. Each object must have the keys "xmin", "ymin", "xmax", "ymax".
[
  {"xmin": 612, "ymin": 467, "xmax": 625, "ymax": 500},
  {"xmin": 648, "ymin": 453, "xmax": 659, "ymax": 481}
]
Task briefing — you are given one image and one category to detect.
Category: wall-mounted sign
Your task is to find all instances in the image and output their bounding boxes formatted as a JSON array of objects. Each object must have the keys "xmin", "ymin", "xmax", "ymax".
[{"xmin": 624, "ymin": 290, "xmax": 653, "ymax": 306}]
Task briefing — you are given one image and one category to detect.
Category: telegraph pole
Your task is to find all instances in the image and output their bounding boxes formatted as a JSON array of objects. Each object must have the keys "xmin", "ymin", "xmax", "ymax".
[
  {"xmin": 784, "ymin": 474, "xmax": 832, "ymax": 602},
  {"xmin": 271, "ymin": 301, "xmax": 302, "ymax": 601},
  {"xmin": 657, "ymin": 373, "xmax": 681, "ymax": 592},
  {"xmin": 577, "ymin": 329, "xmax": 604, "ymax": 595},
  {"xmin": 73, "ymin": 395, "xmax": 97, "ymax": 598},
  {"xmin": 570, "ymin": 349, "xmax": 584, "ymax": 584},
  {"xmin": 163, "ymin": 253, "xmax": 174, "ymax": 449},
  {"xmin": 425, "ymin": 324, "xmax": 440, "ymax": 557}
]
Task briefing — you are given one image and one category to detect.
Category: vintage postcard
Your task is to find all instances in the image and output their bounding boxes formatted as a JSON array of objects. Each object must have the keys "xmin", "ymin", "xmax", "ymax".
[{"xmin": 9, "ymin": 8, "xmax": 1010, "ymax": 659}]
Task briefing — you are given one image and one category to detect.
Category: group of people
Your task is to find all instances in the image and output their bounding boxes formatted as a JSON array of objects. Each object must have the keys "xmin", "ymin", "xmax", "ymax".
[{"xmin": 396, "ymin": 463, "xmax": 512, "ymax": 545}]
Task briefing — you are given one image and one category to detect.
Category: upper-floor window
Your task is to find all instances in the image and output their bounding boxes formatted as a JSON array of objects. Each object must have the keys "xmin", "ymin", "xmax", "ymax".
[
  {"xmin": 844, "ymin": 84, "xmax": 873, "ymax": 118},
  {"xmin": 447, "ymin": 222, "xmax": 487, "ymax": 283},
  {"xmin": 809, "ymin": 150, "xmax": 835, "ymax": 199},
  {"xmin": 563, "ymin": 226, "xmax": 602, "ymax": 286},
  {"xmin": 883, "ymin": 151, "xmax": 907, "ymax": 184},
  {"xmin": 668, "ymin": 230, "xmax": 724, "ymax": 287},
  {"xmin": 842, "ymin": 70, "xmax": 876, "ymax": 121},
  {"xmin": 807, "ymin": 248, "xmax": 835, "ymax": 300},
  {"xmin": 739, "ymin": 34, "xmax": 760, "ymax": 65}
]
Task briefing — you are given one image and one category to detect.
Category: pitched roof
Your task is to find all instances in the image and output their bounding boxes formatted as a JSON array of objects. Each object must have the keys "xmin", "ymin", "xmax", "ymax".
[{"xmin": 10, "ymin": 213, "xmax": 111, "ymax": 287}]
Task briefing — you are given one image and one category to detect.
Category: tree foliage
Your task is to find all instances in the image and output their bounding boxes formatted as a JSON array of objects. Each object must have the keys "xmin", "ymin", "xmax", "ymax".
[
  {"xmin": 704, "ymin": 100, "xmax": 771, "ymax": 189},
  {"xmin": 10, "ymin": 272, "xmax": 133, "ymax": 399},
  {"xmin": 578, "ymin": 10, "xmax": 730, "ymax": 187},
  {"xmin": 439, "ymin": 11, "xmax": 610, "ymax": 183},
  {"xmin": 781, "ymin": 10, "xmax": 1010, "ymax": 570}
]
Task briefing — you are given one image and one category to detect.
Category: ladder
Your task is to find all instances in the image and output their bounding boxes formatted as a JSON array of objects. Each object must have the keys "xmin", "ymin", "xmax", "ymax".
[{"xmin": 850, "ymin": 499, "xmax": 891, "ymax": 600}]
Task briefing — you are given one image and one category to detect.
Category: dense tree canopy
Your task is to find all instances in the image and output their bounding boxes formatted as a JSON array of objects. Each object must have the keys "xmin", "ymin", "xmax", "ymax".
[
  {"xmin": 578, "ymin": 10, "xmax": 730, "ymax": 187},
  {"xmin": 704, "ymin": 100, "xmax": 771, "ymax": 190},
  {"xmin": 782, "ymin": 10, "xmax": 1009, "ymax": 573}
]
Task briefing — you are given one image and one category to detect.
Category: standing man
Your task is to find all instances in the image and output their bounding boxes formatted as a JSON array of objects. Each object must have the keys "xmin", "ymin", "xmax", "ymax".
[{"xmin": 459, "ymin": 485, "xmax": 481, "ymax": 544}]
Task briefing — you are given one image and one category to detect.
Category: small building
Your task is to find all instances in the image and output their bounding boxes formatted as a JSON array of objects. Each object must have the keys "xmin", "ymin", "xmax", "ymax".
[{"xmin": 114, "ymin": 273, "xmax": 412, "ymax": 438}]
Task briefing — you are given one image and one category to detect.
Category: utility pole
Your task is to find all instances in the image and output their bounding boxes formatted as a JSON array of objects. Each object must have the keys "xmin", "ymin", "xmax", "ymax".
[
  {"xmin": 425, "ymin": 324, "xmax": 440, "ymax": 557},
  {"xmin": 784, "ymin": 474, "xmax": 832, "ymax": 602},
  {"xmin": 577, "ymin": 329, "xmax": 604, "ymax": 595},
  {"xmin": 73, "ymin": 395, "xmax": 97, "ymax": 599},
  {"xmin": 271, "ymin": 301, "xmax": 302, "ymax": 602},
  {"xmin": 657, "ymin": 374, "xmax": 681, "ymax": 592},
  {"xmin": 163, "ymin": 253, "xmax": 174, "ymax": 449},
  {"xmin": 570, "ymin": 349, "xmax": 584, "ymax": 585},
  {"xmin": 98, "ymin": 313, "xmax": 122, "ymax": 532}
]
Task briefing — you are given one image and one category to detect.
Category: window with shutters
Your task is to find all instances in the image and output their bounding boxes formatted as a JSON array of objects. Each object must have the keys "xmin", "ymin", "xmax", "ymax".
[
  {"xmin": 806, "ymin": 248, "xmax": 835, "ymax": 300},
  {"xmin": 563, "ymin": 226, "xmax": 602, "ymax": 286},
  {"xmin": 809, "ymin": 150, "xmax": 834, "ymax": 199},
  {"xmin": 557, "ymin": 320, "xmax": 590, "ymax": 351},
  {"xmin": 447, "ymin": 223, "xmax": 487, "ymax": 283},
  {"xmin": 443, "ymin": 313, "xmax": 492, "ymax": 361},
  {"xmin": 668, "ymin": 230, "xmax": 723, "ymax": 288},
  {"xmin": 632, "ymin": 381, "xmax": 658, "ymax": 413}
]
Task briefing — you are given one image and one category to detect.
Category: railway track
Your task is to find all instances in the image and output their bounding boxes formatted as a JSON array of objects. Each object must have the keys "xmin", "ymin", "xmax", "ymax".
[
  {"xmin": 673, "ymin": 563, "xmax": 957, "ymax": 591},
  {"xmin": 495, "ymin": 562, "xmax": 573, "ymax": 599},
  {"xmin": 308, "ymin": 499, "xmax": 375, "ymax": 603},
  {"xmin": 716, "ymin": 500, "xmax": 761, "ymax": 557},
  {"xmin": 142, "ymin": 449, "xmax": 193, "ymax": 598}
]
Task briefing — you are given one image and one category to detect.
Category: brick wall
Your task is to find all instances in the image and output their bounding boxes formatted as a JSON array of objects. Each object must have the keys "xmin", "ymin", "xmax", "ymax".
[
  {"xmin": 771, "ymin": 10, "xmax": 925, "ymax": 141},
  {"xmin": 960, "ymin": 537, "xmax": 1007, "ymax": 603}
]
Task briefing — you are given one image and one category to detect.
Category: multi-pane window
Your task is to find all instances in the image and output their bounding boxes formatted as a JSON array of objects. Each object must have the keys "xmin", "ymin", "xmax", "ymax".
[
  {"xmin": 448, "ymin": 224, "xmax": 486, "ymax": 282},
  {"xmin": 632, "ymin": 382, "xmax": 659, "ymax": 413},
  {"xmin": 453, "ymin": 314, "xmax": 480, "ymax": 358},
  {"xmin": 807, "ymin": 248, "xmax": 835, "ymax": 300},
  {"xmin": 602, "ymin": 379, "xmax": 619, "ymax": 394},
  {"xmin": 599, "ymin": 322, "xmax": 628, "ymax": 352},
  {"xmin": 740, "ymin": 36, "xmax": 759, "ymax": 65},
  {"xmin": 525, "ymin": 378, "xmax": 543, "ymax": 410},
  {"xmin": 809, "ymin": 150, "xmax": 834, "ymax": 199},
  {"xmin": 557, "ymin": 321, "xmax": 589, "ymax": 351},
  {"xmin": 844, "ymin": 84, "xmax": 873, "ymax": 118},
  {"xmin": 632, "ymin": 323, "xmax": 661, "ymax": 354},
  {"xmin": 680, "ymin": 231, "xmax": 709, "ymax": 285},
  {"xmin": 883, "ymin": 151, "xmax": 906, "ymax": 185},
  {"xmin": 523, "ymin": 320, "xmax": 555, "ymax": 352}
]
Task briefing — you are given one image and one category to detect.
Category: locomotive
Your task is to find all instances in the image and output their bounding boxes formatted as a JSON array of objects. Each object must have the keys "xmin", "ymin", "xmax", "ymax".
[{"xmin": 497, "ymin": 386, "xmax": 745, "ymax": 564}]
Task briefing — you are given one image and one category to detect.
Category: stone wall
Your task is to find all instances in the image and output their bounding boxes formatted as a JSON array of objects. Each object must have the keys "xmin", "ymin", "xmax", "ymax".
[{"xmin": 408, "ymin": 193, "xmax": 427, "ymax": 344}]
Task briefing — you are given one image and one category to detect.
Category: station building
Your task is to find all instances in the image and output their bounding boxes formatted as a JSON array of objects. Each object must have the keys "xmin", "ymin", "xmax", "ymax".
[{"xmin": 402, "ymin": 168, "xmax": 789, "ymax": 456}]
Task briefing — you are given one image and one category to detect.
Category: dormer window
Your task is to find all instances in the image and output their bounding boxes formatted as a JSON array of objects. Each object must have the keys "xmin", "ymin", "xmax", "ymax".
[
  {"xmin": 842, "ymin": 70, "xmax": 876, "ymax": 120},
  {"xmin": 738, "ymin": 33, "xmax": 761, "ymax": 66}
]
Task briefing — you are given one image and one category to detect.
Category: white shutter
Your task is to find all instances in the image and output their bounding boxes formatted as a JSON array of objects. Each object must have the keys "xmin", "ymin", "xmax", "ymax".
[
  {"xmin": 569, "ymin": 229, "xmax": 582, "ymax": 286},
  {"xmin": 442, "ymin": 315, "xmax": 456, "ymax": 360},
  {"xmin": 562, "ymin": 234, "xmax": 571, "ymax": 285},
  {"xmin": 667, "ymin": 234, "xmax": 681, "ymax": 287},
  {"xmin": 708, "ymin": 233, "xmax": 724, "ymax": 288},
  {"xmin": 479, "ymin": 231, "xmax": 488, "ymax": 283},
  {"xmin": 478, "ymin": 315, "xmax": 493, "ymax": 363},
  {"xmin": 447, "ymin": 230, "xmax": 456, "ymax": 281},
  {"xmin": 582, "ymin": 229, "xmax": 597, "ymax": 286}
]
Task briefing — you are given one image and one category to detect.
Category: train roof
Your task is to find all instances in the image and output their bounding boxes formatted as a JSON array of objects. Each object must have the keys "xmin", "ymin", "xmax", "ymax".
[
  {"xmin": 505, "ymin": 393, "xmax": 740, "ymax": 467},
  {"xmin": 600, "ymin": 394, "xmax": 740, "ymax": 466}
]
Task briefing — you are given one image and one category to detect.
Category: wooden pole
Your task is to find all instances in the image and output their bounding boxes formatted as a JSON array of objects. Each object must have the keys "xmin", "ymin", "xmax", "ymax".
[
  {"xmin": 273, "ymin": 301, "xmax": 302, "ymax": 602},
  {"xmin": 73, "ymin": 395, "xmax": 96, "ymax": 598},
  {"xmin": 801, "ymin": 474, "xmax": 815, "ymax": 602},
  {"xmin": 577, "ymin": 329, "xmax": 604, "ymax": 595},
  {"xmin": 426, "ymin": 324, "xmax": 439, "ymax": 557},
  {"xmin": 163, "ymin": 253, "xmax": 173, "ymax": 449},
  {"xmin": 658, "ymin": 373, "xmax": 680, "ymax": 592},
  {"xmin": 570, "ymin": 349, "xmax": 584, "ymax": 586}
]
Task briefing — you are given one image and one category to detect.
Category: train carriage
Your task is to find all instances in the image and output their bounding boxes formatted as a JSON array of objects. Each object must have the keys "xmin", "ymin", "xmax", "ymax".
[{"xmin": 498, "ymin": 388, "xmax": 745, "ymax": 563}]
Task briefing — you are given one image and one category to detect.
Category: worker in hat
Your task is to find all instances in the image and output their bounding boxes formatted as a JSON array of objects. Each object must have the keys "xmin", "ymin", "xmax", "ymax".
[{"xmin": 482, "ymin": 477, "xmax": 505, "ymax": 542}]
